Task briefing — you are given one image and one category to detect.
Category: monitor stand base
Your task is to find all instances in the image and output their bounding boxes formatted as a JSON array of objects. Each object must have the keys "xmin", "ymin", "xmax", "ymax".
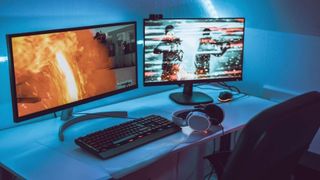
[
  {"xmin": 58, "ymin": 109, "xmax": 128, "ymax": 141},
  {"xmin": 169, "ymin": 82, "xmax": 213, "ymax": 105},
  {"xmin": 169, "ymin": 92, "xmax": 213, "ymax": 105}
]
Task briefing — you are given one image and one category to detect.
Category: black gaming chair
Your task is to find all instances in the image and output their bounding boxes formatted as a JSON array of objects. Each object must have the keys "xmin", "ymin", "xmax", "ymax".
[{"xmin": 207, "ymin": 91, "xmax": 320, "ymax": 180}]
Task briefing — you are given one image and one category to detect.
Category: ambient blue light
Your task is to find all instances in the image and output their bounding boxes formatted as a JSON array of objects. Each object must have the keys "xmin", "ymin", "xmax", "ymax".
[
  {"xmin": 201, "ymin": 0, "xmax": 219, "ymax": 17},
  {"xmin": 0, "ymin": 56, "xmax": 8, "ymax": 63}
]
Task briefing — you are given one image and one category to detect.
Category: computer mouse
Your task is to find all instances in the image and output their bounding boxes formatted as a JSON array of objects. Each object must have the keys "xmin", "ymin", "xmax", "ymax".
[{"xmin": 218, "ymin": 91, "xmax": 233, "ymax": 102}]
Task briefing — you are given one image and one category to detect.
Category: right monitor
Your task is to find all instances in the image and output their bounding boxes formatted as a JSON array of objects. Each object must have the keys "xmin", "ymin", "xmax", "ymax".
[{"xmin": 144, "ymin": 18, "xmax": 245, "ymax": 105}]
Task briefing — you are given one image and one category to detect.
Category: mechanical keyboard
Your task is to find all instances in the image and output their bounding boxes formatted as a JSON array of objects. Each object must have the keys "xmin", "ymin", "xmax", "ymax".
[{"xmin": 75, "ymin": 115, "xmax": 181, "ymax": 159}]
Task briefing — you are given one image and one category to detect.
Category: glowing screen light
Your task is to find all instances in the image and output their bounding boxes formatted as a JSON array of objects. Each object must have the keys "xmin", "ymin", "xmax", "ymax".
[
  {"xmin": 144, "ymin": 18, "xmax": 245, "ymax": 83},
  {"xmin": 8, "ymin": 23, "xmax": 137, "ymax": 120},
  {"xmin": 55, "ymin": 51, "xmax": 79, "ymax": 102}
]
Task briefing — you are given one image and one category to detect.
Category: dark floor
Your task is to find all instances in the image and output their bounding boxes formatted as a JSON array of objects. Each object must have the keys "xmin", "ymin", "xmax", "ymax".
[
  {"xmin": 294, "ymin": 164, "xmax": 320, "ymax": 180},
  {"xmin": 204, "ymin": 164, "xmax": 320, "ymax": 180}
]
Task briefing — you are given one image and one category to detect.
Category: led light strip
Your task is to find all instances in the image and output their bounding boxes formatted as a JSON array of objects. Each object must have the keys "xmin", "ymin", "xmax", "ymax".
[
  {"xmin": 0, "ymin": 56, "xmax": 8, "ymax": 63},
  {"xmin": 137, "ymin": 40, "xmax": 144, "ymax": 45},
  {"xmin": 201, "ymin": 0, "xmax": 219, "ymax": 17}
]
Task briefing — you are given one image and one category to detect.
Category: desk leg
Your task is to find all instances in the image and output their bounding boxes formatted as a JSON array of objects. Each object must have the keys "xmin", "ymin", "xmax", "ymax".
[
  {"xmin": 175, "ymin": 143, "xmax": 207, "ymax": 180},
  {"xmin": 196, "ymin": 143, "xmax": 206, "ymax": 179}
]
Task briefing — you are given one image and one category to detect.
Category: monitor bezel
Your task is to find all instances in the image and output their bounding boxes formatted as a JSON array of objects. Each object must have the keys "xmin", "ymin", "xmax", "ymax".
[
  {"xmin": 7, "ymin": 21, "xmax": 138, "ymax": 123},
  {"xmin": 143, "ymin": 17, "xmax": 245, "ymax": 86}
]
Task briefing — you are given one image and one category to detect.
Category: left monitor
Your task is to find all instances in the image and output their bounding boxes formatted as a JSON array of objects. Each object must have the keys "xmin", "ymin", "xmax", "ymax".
[{"xmin": 7, "ymin": 22, "xmax": 137, "ymax": 123}]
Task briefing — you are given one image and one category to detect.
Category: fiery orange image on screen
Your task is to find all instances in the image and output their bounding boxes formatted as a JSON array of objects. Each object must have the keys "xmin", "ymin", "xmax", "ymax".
[{"xmin": 11, "ymin": 29, "xmax": 117, "ymax": 117}]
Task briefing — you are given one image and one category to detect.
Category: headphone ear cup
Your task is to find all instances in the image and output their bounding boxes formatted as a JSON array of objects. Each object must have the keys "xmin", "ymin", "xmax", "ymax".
[
  {"xmin": 186, "ymin": 111, "xmax": 211, "ymax": 131},
  {"xmin": 203, "ymin": 104, "xmax": 224, "ymax": 125}
]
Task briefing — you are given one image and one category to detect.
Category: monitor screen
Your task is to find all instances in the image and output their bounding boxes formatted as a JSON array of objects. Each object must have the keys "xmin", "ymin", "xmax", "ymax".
[
  {"xmin": 7, "ymin": 22, "xmax": 137, "ymax": 122},
  {"xmin": 144, "ymin": 18, "xmax": 245, "ymax": 85}
]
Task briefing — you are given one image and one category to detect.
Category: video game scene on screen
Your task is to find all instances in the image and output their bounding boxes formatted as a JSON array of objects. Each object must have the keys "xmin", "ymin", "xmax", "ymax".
[
  {"xmin": 144, "ymin": 18, "xmax": 244, "ymax": 83},
  {"xmin": 11, "ymin": 24, "xmax": 136, "ymax": 117}
]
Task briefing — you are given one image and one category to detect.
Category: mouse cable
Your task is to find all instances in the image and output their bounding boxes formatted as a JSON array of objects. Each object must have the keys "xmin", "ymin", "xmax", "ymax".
[
  {"xmin": 194, "ymin": 83, "xmax": 222, "ymax": 91},
  {"xmin": 217, "ymin": 82, "xmax": 241, "ymax": 94}
]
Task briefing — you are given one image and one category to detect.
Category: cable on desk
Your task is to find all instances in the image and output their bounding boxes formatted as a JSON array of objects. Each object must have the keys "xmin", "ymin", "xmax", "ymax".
[
  {"xmin": 232, "ymin": 93, "xmax": 248, "ymax": 101},
  {"xmin": 221, "ymin": 124, "xmax": 225, "ymax": 136},
  {"xmin": 196, "ymin": 82, "xmax": 248, "ymax": 104},
  {"xmin": 217, "ymin": 82, "xmax": 241, "ymax": 94},
  {"xmin": 194, "ymin": 81, "xmax": 241, "ymax": 95},
  {"xmin": 194, "ymin": 83, "xmax": 222, "ymax": 91},
  {"xmin": 215, "ymin": 93, "xmax": 248, "ymax": 105},
  {"xmin": 219, "ymin": 124, "xmax": 225, "ymax": 136},
  {"xmin": 194, "ymin": 82, "xmax": 250, "ymax": 105}
]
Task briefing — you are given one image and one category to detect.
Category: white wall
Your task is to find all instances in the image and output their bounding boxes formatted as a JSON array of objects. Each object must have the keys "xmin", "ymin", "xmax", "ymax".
[{"xmin": 232, "ymin": 27, "xmax": 320, "ymax": 99}]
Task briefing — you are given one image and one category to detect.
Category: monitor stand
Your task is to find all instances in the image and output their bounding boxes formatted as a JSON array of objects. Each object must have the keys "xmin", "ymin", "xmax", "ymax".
[
  {"xmin": 58, "ymin": 108, "xmax": 128, "ymax": 141},
  {"xmin": 169, "ymin": 82, "xmax": 213, "ymax": 105}
]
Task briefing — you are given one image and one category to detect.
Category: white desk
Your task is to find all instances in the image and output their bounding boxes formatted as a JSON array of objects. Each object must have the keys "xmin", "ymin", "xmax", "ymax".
[{"xmin": 0, "ymin": 86, "xmax": 318, "ymax": 179}]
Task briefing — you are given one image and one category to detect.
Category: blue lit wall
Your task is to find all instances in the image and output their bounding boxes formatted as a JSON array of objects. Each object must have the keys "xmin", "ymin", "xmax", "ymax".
[
  {"xmin": 1, "ymin": 0, "xmax": 320, "ymax": 128},
  {"xmin": 208, "ymin": 0, "xmax": 320, "ymax": 98}
]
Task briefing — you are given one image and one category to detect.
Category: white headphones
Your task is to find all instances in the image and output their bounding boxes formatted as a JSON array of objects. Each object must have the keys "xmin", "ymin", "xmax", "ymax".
[
  {"xmin": 173, "ymin": 109, "xmax": 211, "ymax": 131},
  {"xmin": 172, "ymin": 104, "xmax": 224, "ymax": 132}
]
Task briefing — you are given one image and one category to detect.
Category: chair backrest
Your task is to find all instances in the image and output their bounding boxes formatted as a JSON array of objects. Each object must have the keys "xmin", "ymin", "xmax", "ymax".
[{"xmin": 222, "ymin": 91, "xmax": 320, "ymax": 180}]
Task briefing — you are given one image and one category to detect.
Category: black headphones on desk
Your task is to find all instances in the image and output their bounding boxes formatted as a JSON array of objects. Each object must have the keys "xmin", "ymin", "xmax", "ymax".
[{"xmin": 172, "ymin": 103, "xmax": 224, "ymax": 132}]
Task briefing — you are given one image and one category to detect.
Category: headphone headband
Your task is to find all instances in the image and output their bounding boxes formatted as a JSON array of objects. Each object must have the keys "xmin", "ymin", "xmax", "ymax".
[
  {"xmin": 172, "ymin": 109, "xmax": 195, "ymax": 127},
  {"xmin": 172, "ymin": 104, "xmax": 224, "ymax": 131}
]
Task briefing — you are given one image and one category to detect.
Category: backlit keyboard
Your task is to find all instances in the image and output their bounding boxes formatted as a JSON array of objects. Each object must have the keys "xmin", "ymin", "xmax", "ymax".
[{"xmin": 75, "ymin": 115, "xmax": 181, "ymax": 159}]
